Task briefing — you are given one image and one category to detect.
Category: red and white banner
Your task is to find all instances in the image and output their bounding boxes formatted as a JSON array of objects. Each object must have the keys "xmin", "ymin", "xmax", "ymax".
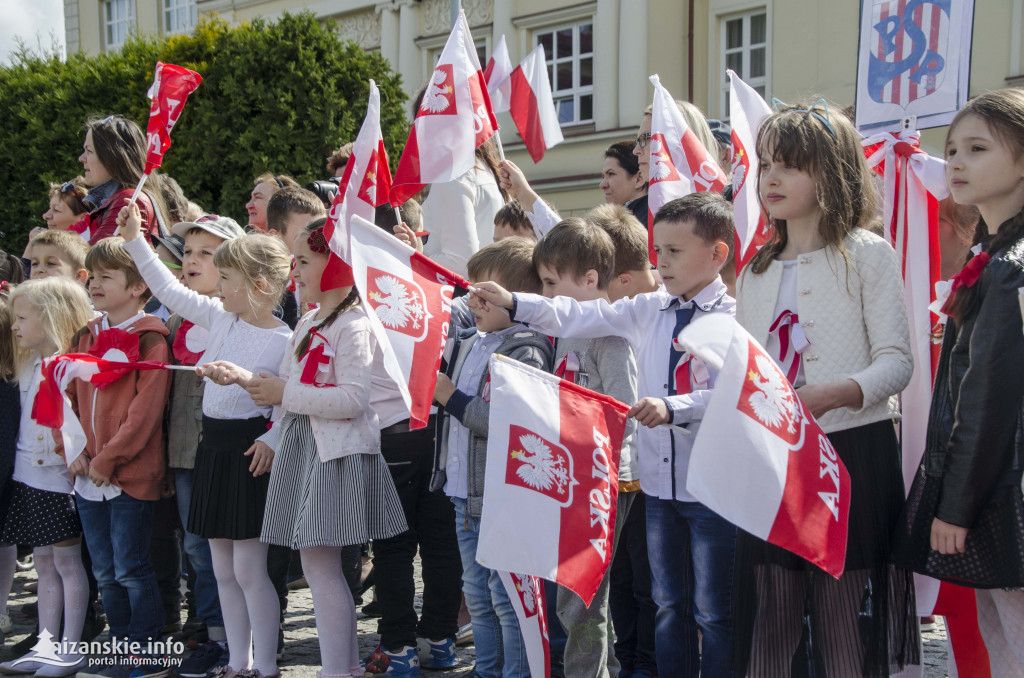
[
  {"xmin": 509, "ymin": 44, "xmax": 563, "ymax": 163},
  {"xmin": 143, "ymin": 62, "xmax": 203, "ymax": 174},
  {"xmin": 344, "ymin": 214, "xmax": 466, "ymax": 430},
  {"xmin": 646, "ymin": 74, "xmax": 728, "ymax": 265},
  {"xmin": 676, "ymin": 314, "xmax": 851, "ymax": 578},
  {"xmin": 727, "ymin": 70, "xmax": 772, "ymax": 274},
  {"xmin": 476, "ymin": 354, "xmax": 629, "ymax": 604},
  {"xmin": 497, "ymin": 570, "xmax": 551, "ymax": 678},
  {"xmin": 323, "ymin": 79, "xmax": 393, "ymax": 290},
  {"xmin": 484, "ymin": 34, "xmax": 513, "ymax": 113},
  {"xmin": 389, "ymin": 10, "xmax": 498, "ymax": 206}
]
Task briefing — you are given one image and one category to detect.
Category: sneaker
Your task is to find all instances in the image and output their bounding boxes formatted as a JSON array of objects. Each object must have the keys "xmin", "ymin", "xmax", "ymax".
[
  {"xmin": 0, "ymin": 614, "xmax": 10, "ymax": 634},
  {"xmin": 361, "ymin": 600, "xmax": 381, "ymax": 618},
  {"xmin": 177, "ymin": 641, "xmax": 226, "ymax": 678},
  {"xmin": 454, "ymin": 623, "xmax": 473, "ymax": 647},
  {"xmin": 203, "ymin": 665, "xmax": 235, "ymax": 678},
  {"xmin": 920, "ymin": 615, "xmax": 936, "ymax": 633},
  {"xmin": 285, "ymin": 576, "xmax": 307, "ymax": 591},
  {"xmin": 363, "ymin": 645, "xmax": 420, "ymax": 676},
  {"xmin": 14, "ymin": 555, "xmax": 32, "ymax": 572},
  {"xmin": 416, "ymin": 637, "xmax": 457, "ymax": 670}
]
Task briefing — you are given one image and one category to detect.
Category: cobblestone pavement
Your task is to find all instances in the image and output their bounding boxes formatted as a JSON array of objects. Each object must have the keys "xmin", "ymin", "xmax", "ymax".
[{"xmin": 1, "ymin": 560, "xmax": 952, "ymax": 677}]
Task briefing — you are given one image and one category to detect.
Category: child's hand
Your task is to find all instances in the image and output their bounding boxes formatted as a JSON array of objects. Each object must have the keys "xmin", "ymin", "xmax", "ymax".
[
  {"xmin": 88, "ymin": 465, "xmax": 111, "ymax": 487},
  {"xmin": 68, "ymin": 455, "xmax": 90, "ymax": 479},
  {"xmin": 469, "ymin": 282, "xmax": 515, "ymax": 310},
  {"xmin": 629, "ymin": 397, "xmax": 670, "ymax": 428},
  {"xmin": 393, "ymin": 222, "xmax": 424, "ymax": 254},
  {"xmin": 931, "ymin": 518, "xmax": 969, "ymax": 555},
  {"xmin": 116, "ymin": 202, "xmax": 144, "ymax": 241},
  {"xmin": 245, "ymin": 372, "xmax": 286, "ymax": 407},
  {"xmin": 198, "ymin": 361, "xmax": 254, "ymax": 387},
  {"xmin": 244, "ymin": 441, "xmax": 275, "ymax": 477},
  {"xmin": 434, "ymin": 372, "xmax": 455, "ymax": 406}
]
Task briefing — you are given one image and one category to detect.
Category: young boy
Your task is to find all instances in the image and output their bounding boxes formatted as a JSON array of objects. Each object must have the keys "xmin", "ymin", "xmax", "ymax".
[
  {"xmin": 26, "ymin": 230, "xmax": 90, "ymax": 283},
  {"xmin": 68, "ymin": 237, "xmax": 173, "ymax": 677},
  {"xmin": 493, "ymin": 200, "xmax": 537, "ymax": 242},
  {"xmin": 532, "ymin": 218, "xmax": 639, "ymax": 678},
  {"xmin": 431, "ymin": 237, "xmax": 554, "ymax": 678},
  {"xmin": 586, "ymin": 204, "xmax": 659, "ymax": 301},
  {"xmin": 265, "ymin": 187, "xmax": 326, "ymax": 252},
  {"xmin": 472, "ymin": 192, "xmax": 738, "ymax": 676}
]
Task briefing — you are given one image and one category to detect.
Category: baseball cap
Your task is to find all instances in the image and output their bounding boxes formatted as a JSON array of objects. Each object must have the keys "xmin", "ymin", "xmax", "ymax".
[
  {"xmin": 707, "ymin": 119, "xmax": 732, "ymax": 147},
  {"xmin": 153, "ymin": 233, "xmax": 185, "ymax": 262},
  {"xmin": 172, "ymin": 214, "xmax": 246, "ymax": 240}
]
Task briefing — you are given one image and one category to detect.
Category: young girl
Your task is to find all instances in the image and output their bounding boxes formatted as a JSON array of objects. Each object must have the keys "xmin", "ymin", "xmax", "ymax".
[
  {"xmin": 205, "ymin": 219, "xmax": 407, "ymax": 678},
  {"xmin": 733, "ymin": 102, "xmax": 918, "ymax": 676},
  {"xmin": 895, "ymin": 89, "xmax": 1024, "ymax": 673},
  {"xmin": 118, "ymin": 203, "xmax": 292, "ymax": 678},
  {"xmin": 0, "ymin": 278, "xmax": 94, "ymax": 676}
]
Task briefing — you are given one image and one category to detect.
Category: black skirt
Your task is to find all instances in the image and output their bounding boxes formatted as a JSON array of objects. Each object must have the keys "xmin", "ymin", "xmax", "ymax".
[
  {"xmin": 188, "ymin": 415, "xmax": 271, "ymax": 540},
  {"xmin": 730, "ymin": 420, "xmax": 920, "ymax": 678},
  {"xmin": 0, "ymin": 481, "xmax": 81, "ymax": 547}
]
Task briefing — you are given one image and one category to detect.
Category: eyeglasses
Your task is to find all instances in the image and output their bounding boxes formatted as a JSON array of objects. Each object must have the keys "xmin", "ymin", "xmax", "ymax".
[
  {"xmin": 771, "ymin": 98, "xmax": 836, "ymax": 138},
  {"xmin": 635, "ymin": 132, "xmax": 653, "ymax": 149}
]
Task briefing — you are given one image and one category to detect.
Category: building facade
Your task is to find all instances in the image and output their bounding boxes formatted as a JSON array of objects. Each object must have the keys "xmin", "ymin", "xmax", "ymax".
[{"xmin": 65, "ymin": 0, "xmax": 1024, "ymax": 215}]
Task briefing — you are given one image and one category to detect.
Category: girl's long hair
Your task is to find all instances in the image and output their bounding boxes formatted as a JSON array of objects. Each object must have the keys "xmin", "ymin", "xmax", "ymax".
[
  {"xmin": 746, "ymin": 101, "xmax": 877, "ymax": 276},
  {"xmin": 943, "ymin": 88, "xmax": 1024, "ymax": 320},
  {"xmin": 294, "ymin": 219, "xmax": 361, "ymax": 360},
  {"xmin": 8, "ymin": 278, "xmax": 94, "ymax": 374}
]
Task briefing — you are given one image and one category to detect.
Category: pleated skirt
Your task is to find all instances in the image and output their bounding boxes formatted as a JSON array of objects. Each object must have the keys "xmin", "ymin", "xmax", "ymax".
[
  {"xmin": 261, "ymin": 412, "xmax": 407, "ymax": 549},
  {"xmin": 188, "ymin": 415, "xmax": 271, "ymax": 540}
]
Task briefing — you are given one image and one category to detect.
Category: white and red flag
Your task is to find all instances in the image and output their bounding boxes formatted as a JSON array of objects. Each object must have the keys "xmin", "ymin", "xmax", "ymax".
[
  {"xmin": 343, "ymin": 214, "xmax": 466, "ymax": 430},
  {"xmin": 676, "ymin": 314, "xmax": 851, "ymax": 578},
  {"xmin": 484, "ymin": 34, "xmax": 513, "ymax": 113},
  {"xmin": 646, "ymin": 74, "xmax": 728, "ymax": 264},
  {"xmin": 476, "ymin": 354, "xmax": 630, "ymax": 604},
  {"xmin": 497, "ymin": 570, "xmax": 551, "ymax": 678},
  {"xmin": 727, "ymin": 70, "xmax": 773, "ymax": 274},
  {"xmin": 323, "ymin": 79, "xmax": 393, "ymax": 291},
  {"xmin": 143, "ymin": 62, "xmax": 203, "ymax": 174},
  {"xmin": 389, "ymin": 10, "xmax": 498, "ymax": 206},
  {"xmin": 509, "ymin": 44, "xmax": 563, "ymax": 163}
]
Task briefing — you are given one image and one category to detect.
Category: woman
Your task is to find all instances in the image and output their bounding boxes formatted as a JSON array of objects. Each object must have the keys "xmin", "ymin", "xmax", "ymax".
[{"xmin": 600, "ymin": 141, "xmax": 646, "ymax": 206}]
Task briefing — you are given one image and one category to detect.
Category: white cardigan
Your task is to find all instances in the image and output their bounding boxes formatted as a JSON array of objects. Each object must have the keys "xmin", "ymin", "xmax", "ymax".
[{"xmin": 736, "ymin": 228, "xmax": 913, "ymax": 433}]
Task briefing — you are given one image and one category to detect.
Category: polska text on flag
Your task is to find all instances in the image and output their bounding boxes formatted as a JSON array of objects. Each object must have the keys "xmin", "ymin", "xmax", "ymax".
[{"xmin": 144, "ymin": 62, "xmax": 203, "ymax": 174}]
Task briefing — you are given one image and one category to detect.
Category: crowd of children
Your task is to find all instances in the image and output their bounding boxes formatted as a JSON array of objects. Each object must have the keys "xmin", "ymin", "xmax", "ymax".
[{"xmin": 0, "ymin": 85, "xmax": 1023, "ymax": 678}]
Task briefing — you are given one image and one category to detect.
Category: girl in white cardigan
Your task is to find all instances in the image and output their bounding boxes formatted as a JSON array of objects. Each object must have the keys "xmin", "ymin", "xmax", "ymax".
[
  {"xmin": 207, "ymin": 220, "xmax": 406, "ymax": 678},
  {"xmin": 731, "ymin": 103, "xmax": 917, "ymax": 677}
]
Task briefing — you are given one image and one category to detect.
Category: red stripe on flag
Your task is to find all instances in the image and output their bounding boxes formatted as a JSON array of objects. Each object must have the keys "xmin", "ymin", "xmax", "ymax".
[
  {"xmin": 509, "ymin": 66, "xmax": 547, "ymax": 163},
  {"xmin": 389, "ymin": 126, "xmax": 425, "ymax": 207}
]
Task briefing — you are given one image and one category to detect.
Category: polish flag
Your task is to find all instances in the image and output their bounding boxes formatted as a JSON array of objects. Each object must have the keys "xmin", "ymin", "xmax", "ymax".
[
  {"xmin": 389, "ymin": 10, "xmax": 498, "ymax": 206},
  {"xmin": 498, "ymin": 570, "xmax": 551, "ymax": 678},
  {"xmin": 323, "ymin": 79, "xmax": 393, "ymax": 291},
  {"xmin": 727, "ymin": 70, "xmax": 773, "ymax": 274},
  {"xmin": 646, "ymin": 74, "xmax": 728, "ymax": 264},
  {"xmin": 476, "ymin": 355, "xmax": 630, "ymax": 604},
  {"xmin": 344, "ymin": 214, "xmax": 467, "ymax": 430},
  {"xmin": 676, "ymin": 314, "xmax": 851, "ymax": 578},
  {"xmin": 484, "ymin": 34, "xmax": 513, "ymax": 113},
  {"xmin": 143, "ymin": 62, "xmax": 203, "ymax": 173},
  {"xmin": 509, "ymin": 44, "xmax": 563, "ymax": 163}
]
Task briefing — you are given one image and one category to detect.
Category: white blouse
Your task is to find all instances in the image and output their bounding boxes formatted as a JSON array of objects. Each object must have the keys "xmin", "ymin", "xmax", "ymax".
[
  {"xmin": 202, "ymin": 319, "xmax": 292, "ymax": 421},
  {"xmin": 13, "ymin": 359, "xmax": 73, "ymax": 494}
]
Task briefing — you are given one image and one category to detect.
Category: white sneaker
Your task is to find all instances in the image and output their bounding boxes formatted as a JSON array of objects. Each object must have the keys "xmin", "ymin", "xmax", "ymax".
[{"xmin": 0, "ymin": 612, "xmax": 11, "ymax": 634}]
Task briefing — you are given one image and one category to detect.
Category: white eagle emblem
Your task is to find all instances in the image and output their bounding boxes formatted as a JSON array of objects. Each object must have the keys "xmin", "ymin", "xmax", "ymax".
[
  {"xmin": 511, "ymin": 434, "xmax": 571, "ymax": 495},
  {"xmin": 648, "ymin": 136, "xmax": 675, "ymax": 181},
  {"xmin": 518, "ymin": 577, "xmax": 536, "ymax": 614},
  {"xmin": 421, "ymin": 69, "xmax": 454, "ymax": 114},
  {"xmin": 368, "ymin": 275, "xmax": 426, "ymax": 331},
  {"xmin": 747, "ymin": 354, "xmax": 802, "ymax": 435}
]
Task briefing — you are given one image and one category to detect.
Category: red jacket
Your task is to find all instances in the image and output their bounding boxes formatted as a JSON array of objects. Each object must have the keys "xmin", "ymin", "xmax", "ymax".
[
  {"xmin": 66, "ymin": 315, "xmax": 171, "ymax": 500},
  {"xmin": 87, "ymin": 188, "xmax": 158, "ymax": 245}
]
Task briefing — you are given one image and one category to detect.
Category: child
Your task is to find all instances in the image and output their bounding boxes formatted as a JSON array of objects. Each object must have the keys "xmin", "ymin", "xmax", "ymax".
[
  {"xmin": 492, "ymin": 200, "xmax": 537, "ymax": 242},
  {"xmin": 208, "ymin": 221, "xmax": 408, "ymax": 678},
  {"xmin": 26, "ymin": 230, "xmax": 90, "ymax": 283},
  {"xmin": 895, "ymin": 89, "xmax": 1024, "ymax": 673},
  {"xmin": 119, "ymin": 203, "xmax": 291, "ymax": 678},
  {"xmin": 431, "ymin": 237, "xmax": 554, "ymax": 678},
  {"xmin": 733, "ymin": 102, "xmax": 916, "ymax": 677},
  {"xmin": 0, "ymin": 279, "xmax": 104, "ymax": 676},
  {"xmin": 531, "ymin": 218, "xmax": 639, "ymax": 678},
  {"xmin": 472, "ymin": 192, "xmax": 738, "ymax": 676},
  {"xmin": 586, "ymin": 204, "xmax": 659, "ymax": 301},
  {"xmin": 265, "ymin": 187, "xmax": 326, "ymax": 252}
]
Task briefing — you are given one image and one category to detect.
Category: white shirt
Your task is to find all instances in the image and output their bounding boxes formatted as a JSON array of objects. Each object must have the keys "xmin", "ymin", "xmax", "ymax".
[
  {"xmin": 202, "ymin": 320, "xmax": 291, "ymax": 420},
  {"xmin": 13, "ymin": 359, "xmax": 73, "ymax": 494}
]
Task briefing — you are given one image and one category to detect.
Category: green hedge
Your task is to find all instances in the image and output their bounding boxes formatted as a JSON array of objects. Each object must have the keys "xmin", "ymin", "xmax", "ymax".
[{"xmin": 0, "ymin": 13, "xmax": 408, "ymax": 254}]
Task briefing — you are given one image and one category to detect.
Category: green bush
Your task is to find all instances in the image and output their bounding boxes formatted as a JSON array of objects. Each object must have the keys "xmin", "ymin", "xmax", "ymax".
[{"xmin": 0, "ymin": 13, "xmax": 408, "ymax": 254}]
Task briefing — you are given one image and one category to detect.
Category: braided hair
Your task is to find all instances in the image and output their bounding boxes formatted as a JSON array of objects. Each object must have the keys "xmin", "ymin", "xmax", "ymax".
[{"xmin": 294, "ymin": 218, "xmax": 361, "ymax": 360}]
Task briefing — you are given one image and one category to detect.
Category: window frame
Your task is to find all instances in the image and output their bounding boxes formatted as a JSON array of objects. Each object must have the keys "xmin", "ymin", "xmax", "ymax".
[
  {"xmin": 163, "ymin": 0, "xmax": 197, "ymax": 36},
  {"xmin": 532, "ymin": 20, "xmax": 594, "ymax": 127},
  {"xmin": 710, "ymin": 3, "xmax": 770, "ymax": 121},
  {"xmin": 104, "ymin": 0, "xmax": 135, "ymax": 51}
]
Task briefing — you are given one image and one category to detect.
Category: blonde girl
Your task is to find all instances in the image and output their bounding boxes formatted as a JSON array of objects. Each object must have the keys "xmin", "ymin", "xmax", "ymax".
[
  {"xmin": 732, "ymin": 102, "xmax": 918, "ymax": 677},
  {"xmin": 119, "ymin": 204, "xmax": 292, "ymax": 678},
  {"xmin": 0, "ymin": 278, "xmax": 94, "ymax": 676}
]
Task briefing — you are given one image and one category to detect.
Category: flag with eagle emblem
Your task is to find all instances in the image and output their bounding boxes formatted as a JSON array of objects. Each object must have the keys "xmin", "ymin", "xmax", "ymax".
[
  {"xmin": 477, "ymin": 354, "xmax": 630, "ymax": 606},
  {"xmin": 675, "ymin": 313, "xmax": 851, "ymax": 578},
  {"xmin": 498, "ymin": 570, "xmax": 551, "ymax": 678}
]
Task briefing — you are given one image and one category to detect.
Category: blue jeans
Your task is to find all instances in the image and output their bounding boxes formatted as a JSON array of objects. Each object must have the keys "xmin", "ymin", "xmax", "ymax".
[
  {"xmin": 452, "ymin": 497, "xmax": 529, "ymax": 678},
  {"xmin": 76, "ymin": 492, "xmax": 164, "ymax": 645},
  {"xmin": 646, "ymin": 495, "xmax": 736, "ymax": 677},
  {"xmin": 174, "ymin": 469, "xmax": 224, "ymax": 630}
]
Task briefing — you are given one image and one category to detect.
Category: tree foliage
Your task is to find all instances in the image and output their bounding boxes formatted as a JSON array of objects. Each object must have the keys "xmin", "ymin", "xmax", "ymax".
[{"xmin": 0, "ymin": 13, "xmax": 408, "ymax": 253}]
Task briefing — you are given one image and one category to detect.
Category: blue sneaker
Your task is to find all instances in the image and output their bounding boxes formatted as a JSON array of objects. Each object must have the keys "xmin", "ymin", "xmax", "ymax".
[
  {"xmin": 362, "ymin": 645, "xmax": 419, "ymax": 676},
  {"xmin": 177, "ymin": 641, "xmax": 226, "ymax": 678},
  {"xmin": 415, "ymin": 637, "xmax": 457, "ymax": 669}
]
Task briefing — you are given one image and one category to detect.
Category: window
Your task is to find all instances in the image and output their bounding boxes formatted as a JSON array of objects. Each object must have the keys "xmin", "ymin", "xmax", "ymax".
[
  {"xmin": 534, "ymin": 22, "xmax": 594, "ymax": 126},
  {"xmin": 104, "ymin": 0, "xmax": 134, "ymax": 51},
  {"xmin": 164, "ymin": 0, "xmax": 196, "ymax": 35},
  {"xmin": 721, "ymin": 10, "xmax": 767, "ymax": 120}
]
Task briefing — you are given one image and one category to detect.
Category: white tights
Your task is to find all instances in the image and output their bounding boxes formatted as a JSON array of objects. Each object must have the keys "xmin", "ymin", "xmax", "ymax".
[
  {"xmin": 209, "ymin": 539, "xmax": 280, "ymax": 675},
  {"xmin": 34, "ymin": 543, "xmax": 88, "ymax": 647},
  {"xmin": 0, "ymin": 544, "xmax": 16, "ymax": 618},
  {"xmin": 300, "ymin": 546, "xmax": 360, "ymax": 677}
]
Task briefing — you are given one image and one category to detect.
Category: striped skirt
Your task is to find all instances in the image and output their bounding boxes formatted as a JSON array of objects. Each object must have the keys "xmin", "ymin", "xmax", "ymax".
[{"xmin": 261, "ymin": 412, "xmax": 407, "ymax": 549}]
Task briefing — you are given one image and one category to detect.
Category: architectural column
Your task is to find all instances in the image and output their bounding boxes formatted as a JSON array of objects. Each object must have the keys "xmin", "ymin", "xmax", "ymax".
[
  {"xmin": 398, "ymin": 1, "xmax": 422, "ymax": 101},
  {"xmin": 617, "ymin": 0, "xmax": 649, "ymax": 128},
  {"xmin": 593, "ymin": 0, "xmax": 620, "ymax": 131},
  {"xmin": 378, "ymin": 4, "xmax": 400, "ymax": 73}
]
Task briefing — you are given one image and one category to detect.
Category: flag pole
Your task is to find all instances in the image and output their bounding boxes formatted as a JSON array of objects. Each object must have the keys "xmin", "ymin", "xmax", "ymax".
[
  {"xmin": 494, "ymin": 132, "xmax": 506, "ymax": 162},
  {"xmin": 114, "ymin": 174, "xmax": 149, "ymax": 236}
]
